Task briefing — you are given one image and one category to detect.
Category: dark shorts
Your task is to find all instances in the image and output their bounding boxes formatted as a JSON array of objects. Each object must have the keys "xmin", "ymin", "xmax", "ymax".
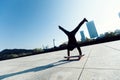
[{"xmin": 67, "ymin": 44, "xmax": 78, "ymax": 51}]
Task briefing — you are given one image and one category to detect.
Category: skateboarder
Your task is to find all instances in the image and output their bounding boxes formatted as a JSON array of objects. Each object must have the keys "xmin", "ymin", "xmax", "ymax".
[{"xmin": 59, "ymin": 18, "xmax": 88, "ymax": 60}]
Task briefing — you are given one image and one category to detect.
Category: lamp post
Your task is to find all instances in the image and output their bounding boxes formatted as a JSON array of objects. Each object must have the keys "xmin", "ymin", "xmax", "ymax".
[
  {"xmin": 118, "ymin": 12, "xmax": 120, "ymax": 18},
  {"xmin": 53, "ymin": 39, "xmax": 55, "ymax": 48}
]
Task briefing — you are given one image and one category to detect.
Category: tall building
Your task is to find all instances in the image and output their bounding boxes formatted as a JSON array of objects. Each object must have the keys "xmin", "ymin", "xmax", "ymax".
[
  {"xmin": 86, "ymin": 21, "xmax": 98, "ymax": 38},
  {"xmin": 80, "ymin": 31, "xmax": 86, "ymax": 41},
  {"xmin": 118, "ymin": 12, "xmax": 120, "ymax": 18}
]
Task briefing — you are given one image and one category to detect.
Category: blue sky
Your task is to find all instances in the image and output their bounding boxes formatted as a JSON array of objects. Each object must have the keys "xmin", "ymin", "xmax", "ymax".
[{"xmin": 0, "ymin": 0, "xmax": 120, "ymax": 50}]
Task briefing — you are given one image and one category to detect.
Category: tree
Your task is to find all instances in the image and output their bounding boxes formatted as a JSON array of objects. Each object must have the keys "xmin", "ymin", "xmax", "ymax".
[{"xmin": 33, "ymin": 48, "xmax": 43, "ymax": 53}]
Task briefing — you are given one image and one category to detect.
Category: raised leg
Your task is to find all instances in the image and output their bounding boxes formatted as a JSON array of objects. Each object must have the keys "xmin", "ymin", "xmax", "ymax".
[
  {"xmin": 72, "ymin": 18, "xmax": 88, "ymax": 34},
  {"xmin": 59, "ymin": 26, "xmax": 69, "ymax": 36}
]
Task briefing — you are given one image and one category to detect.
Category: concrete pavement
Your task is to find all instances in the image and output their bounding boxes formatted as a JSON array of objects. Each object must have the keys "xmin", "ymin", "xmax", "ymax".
[{"xmin": 0, "ymin": 40, "xmax": 120, "ymax": 80}]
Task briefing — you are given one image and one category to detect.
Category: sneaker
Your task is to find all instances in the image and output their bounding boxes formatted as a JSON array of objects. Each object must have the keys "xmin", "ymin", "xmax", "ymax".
[{"xmin": 84, "ymin": 18, "xmax": 88, "ymax": 22}]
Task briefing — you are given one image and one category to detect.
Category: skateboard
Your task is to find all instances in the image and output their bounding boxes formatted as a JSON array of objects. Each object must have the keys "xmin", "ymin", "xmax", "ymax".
[{"xmin": 64, "ymin": 54, "xmax": 84, "ymax": 60}]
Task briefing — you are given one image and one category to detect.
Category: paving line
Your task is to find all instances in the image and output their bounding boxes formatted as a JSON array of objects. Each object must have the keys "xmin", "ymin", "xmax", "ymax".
[
  {"xmin": 55, "ymin": 66, "xmax": 83, "ymax": 69},
  {"xmin": 83, "ymin": 67, "xmax": 120, "ymax": 70},
  {"xmin": 104, "ymin": 45, "xmax": 120, "ymax": 51},
  {"xmin": 77, "ymin": 47, "xmax": 93, "ymax": 80}
]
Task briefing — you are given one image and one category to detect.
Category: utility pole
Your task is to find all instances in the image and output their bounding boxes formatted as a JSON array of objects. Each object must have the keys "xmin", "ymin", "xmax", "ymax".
[
  {"xmin": 119, "ymin": 12, "xmax": 120, "ymax": 18},
  {"xmin": 42, "ymin": 45, "xmax": 44, "ymax": 49},
  {"xmin": 53, "ymin": 39, "xmax": 55, "ymax": 48}
]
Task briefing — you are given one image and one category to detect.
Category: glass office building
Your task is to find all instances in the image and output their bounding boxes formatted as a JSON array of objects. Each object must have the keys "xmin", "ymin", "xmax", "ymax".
[
  {"xmin": 80, "ymin": 31, "xmax": 86, "ymax": 41},
  {"xmin": 86, "ymin": 21, "xmax": 98, "ymax": 38}
]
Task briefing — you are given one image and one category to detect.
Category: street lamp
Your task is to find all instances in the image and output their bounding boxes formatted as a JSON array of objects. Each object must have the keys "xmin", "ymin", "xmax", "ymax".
[
  {"xmin": 53, "ymin": 39, "xmax": 55, "ymax": 48},
  {"xmin": 118, "ymin": 12, "xmax": 120, "ymax": 18}
]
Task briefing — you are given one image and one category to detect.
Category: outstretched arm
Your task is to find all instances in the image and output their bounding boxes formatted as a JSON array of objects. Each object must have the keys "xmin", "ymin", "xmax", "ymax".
[
  {"xmin": 72, "ymin": 18, "xmax": 88, "ymax": 34},
  {"xmin": 58, "ymin": 25, "xmax": 69, "ymax": 35}
]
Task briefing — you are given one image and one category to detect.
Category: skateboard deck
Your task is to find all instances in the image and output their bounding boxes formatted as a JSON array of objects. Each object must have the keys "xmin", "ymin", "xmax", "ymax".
[{"xmin": 64, "ymin": 54, "xmax": 84, "ymax": 59}]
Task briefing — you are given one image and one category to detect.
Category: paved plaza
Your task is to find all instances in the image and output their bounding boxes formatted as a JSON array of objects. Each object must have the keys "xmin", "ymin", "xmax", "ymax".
[{"xmin": 0, "ymin": 40, "xmax": 120, "ymax": 80}]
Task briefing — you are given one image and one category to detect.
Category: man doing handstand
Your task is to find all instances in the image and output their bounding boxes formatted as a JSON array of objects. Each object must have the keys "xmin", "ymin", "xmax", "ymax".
[{"xmin": 59, "ymin": 18, "xmax": 88, "ymax": 60}]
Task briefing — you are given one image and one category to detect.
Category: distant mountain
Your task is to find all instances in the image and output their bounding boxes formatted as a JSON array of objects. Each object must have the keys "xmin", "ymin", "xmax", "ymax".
[
  {"xmin": 0, "ymin": 49, "xmax": 34, "ymax": 60},
  {"xmin": 0, "ymin": 49, "xmax": 33, "ymax": 54}
]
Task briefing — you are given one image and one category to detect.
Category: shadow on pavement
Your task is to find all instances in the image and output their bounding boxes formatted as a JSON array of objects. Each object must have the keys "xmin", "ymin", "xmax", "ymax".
[{"xmin": 0, "ymin": 59, "xmax": 78, "ymax": 79}]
